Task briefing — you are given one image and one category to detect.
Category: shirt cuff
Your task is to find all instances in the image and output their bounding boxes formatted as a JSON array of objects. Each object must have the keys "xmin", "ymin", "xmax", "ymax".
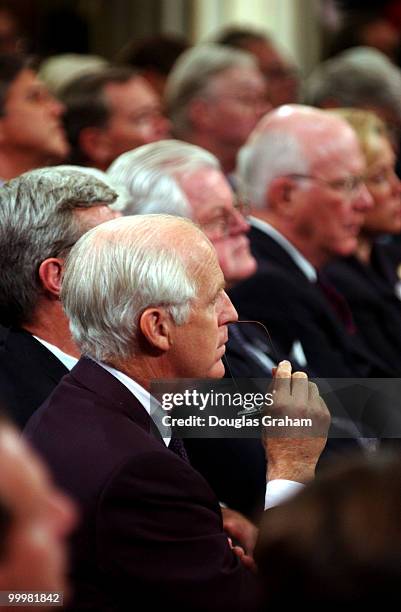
[{"xmin": 265, "ymin": 479, "xmax": 304, "ymax": 509}]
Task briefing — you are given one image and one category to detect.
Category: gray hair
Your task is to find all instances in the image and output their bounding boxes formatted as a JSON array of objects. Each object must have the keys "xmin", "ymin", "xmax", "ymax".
[
  {"xmin": 107, "ymin": 139, "xmax": 220, "ymax": 217},
  {"xmin": 237, "ymin": 126, "xmax": 308, "ymax": 208},
  {"xmin": 304, "ymin": 47, "xmax": 401, "ymax": 122},
  {"xmin": 56, "ymin": 164, "xmax": 131, "ymax": 212},
  {"xmin": 0, "ymin": 167, "xmax": 117, "ymax": 327},
  {"xmin": 61, "ymin": 215, "xmax": 202, "ymax": 362},
  {"xmin": 165, "ymin": 43, "xmax": 257, "ymax": 135}
]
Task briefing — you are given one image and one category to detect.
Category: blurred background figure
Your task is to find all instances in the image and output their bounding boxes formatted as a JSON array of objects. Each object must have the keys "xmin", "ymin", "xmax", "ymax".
[
  {"xmin": 304, "ymin": 46, "xmax": 401, "ymax": 153},
  {"xmin": 38, "ymin": 53, "xmax": 109, "ymax": 97},
  {"xmin": 0, "ymin": 54, "xmax": 69, "ymax": 182},
  {"xmin": 0, "ymin": 411, "xmax": 76, "ymax": 609},
  {"xmin": 256, "ymin": 452, "xmax": 401, "ymax": 606},
  {"xmin": 0, "ymin": 2, "xmax": 25, "ymax": 55},
  {"xmin": 117, "ymin": 33, "xmax": 190, "ymax": 98},
  {"xmin": 214, "ymin": 25, "xmax": 300, "ymax": 107},
  {"xmin": 61, "ymin": 66, "xmax": 170, "ymax": 170},
  {"xmin": 324, "ymin": 6, "xmax": 401, "ymax": 62},
  {"xmin": 323, "ymin": 108, "xmax": 401, "ymax": 369},
  {"xmin": 165, "ymin": 43, "xmax": 269, "ymax": 176}
]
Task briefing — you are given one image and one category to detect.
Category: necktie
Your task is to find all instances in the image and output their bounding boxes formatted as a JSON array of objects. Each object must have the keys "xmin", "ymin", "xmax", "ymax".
[
  {"xmin": 317, "ymin": 273, "xmax": 356, "ymax": 334},
  {"xmin": 168, "ymin": 435, "xmax": 190, "ymax": 463}
]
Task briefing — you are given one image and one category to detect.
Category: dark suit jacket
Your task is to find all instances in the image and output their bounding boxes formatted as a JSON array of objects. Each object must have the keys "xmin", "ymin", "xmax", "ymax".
[
  {"xmin": 324, "ymin": 255, "xmax": 401, "ymax": 376},
  {"xmin": 0, "ymin": 326, "xmax": 68, "ymax": 427},
  {"xmin": 229, "ymin": 226, "xmax": 391, "ymax": 378},
  {"xmin": 24, "ymin": 358, "xmax": 260, "ymax": 612},
  {"xmin": 370, "ymin": 241, "xmax": 401, "ymax": 295}
]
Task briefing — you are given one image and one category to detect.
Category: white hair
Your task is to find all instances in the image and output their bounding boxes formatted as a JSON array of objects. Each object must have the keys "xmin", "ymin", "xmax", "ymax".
[
  {"xmin": 165, "ymin": 43, "xmax": 257, "ymax": 135},
  {"xmin": 237, "ymin": 129, "xmax": 308, "ymax": 208},
  {"xmin": 61, "ymin": 215, "xmax": 204, "ymax": 363},
  {"xmin": 107, "ymin": 139, "xmax": 220, "ymax": 217}
]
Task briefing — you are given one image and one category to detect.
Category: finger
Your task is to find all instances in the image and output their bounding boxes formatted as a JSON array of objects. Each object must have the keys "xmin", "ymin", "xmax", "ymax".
[
  {"xmin": 291, "ymin": 371, "xmax": 308, "ymax": 402},
  {"xmin": 273, "ymin": 360, "xmax": 292, "ymax": 395},
  {"xmin": 308, "ymin": 381, "xmax": 319, "ymax": 400}
]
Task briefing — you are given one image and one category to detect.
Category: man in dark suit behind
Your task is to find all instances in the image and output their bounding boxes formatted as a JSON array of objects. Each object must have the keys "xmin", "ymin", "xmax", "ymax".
[
  {"xmin": 230, "ymin": 105, "xmax": 392, "ymax": 378},
  {"xmin": 0, "ymin": 167, "xmax": 118, "ymax": 426},
  {"xmin": 24, "ymin": 215, "xmax": 330, "ymax": 611}
]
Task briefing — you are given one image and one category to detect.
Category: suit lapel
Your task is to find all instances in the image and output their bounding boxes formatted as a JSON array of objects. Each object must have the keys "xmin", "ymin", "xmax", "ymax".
[{"xmin": 69, "ymin": 357, "xmax": 162, "ymax": 440}]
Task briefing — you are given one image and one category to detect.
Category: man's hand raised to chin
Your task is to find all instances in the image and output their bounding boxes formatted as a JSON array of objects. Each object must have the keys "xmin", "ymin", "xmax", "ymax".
[{"xmin": 263, "ymin": 360, "xmax": 331, "ymax": 484}]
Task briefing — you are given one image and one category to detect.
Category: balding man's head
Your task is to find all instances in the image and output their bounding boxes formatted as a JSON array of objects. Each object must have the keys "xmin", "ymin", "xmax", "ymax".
[{"xmin": 238, "ymin": 104, "xmax": 373, "ymax": 267}]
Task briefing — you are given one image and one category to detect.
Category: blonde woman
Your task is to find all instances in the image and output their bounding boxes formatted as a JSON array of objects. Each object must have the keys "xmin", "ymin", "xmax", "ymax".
[{"xmin": 325, "ymin": 108, "xmax": 401, "ymax": 373}]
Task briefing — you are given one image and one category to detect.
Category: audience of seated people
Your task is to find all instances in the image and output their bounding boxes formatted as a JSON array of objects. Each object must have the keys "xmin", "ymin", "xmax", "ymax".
[
  {"xmin": 0, "ymin": 25, "xmax": 401, "ymax": 608},
  {"xmin": 24, "ymin": 214, "xmax": 330, "ymax": 611},
  {"xmin": 108, "ymin": 139, "xmax": 283, "ymax": 517}
]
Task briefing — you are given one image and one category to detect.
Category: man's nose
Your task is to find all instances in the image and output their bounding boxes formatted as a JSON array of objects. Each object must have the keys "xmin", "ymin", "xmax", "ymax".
[
  {"xmin": 220, "ymin": 291, "xmax": 238, "ymax": 324},
  {"xmin": 354, "ymin": 183, "xmax": 374, "ymax": 212}
]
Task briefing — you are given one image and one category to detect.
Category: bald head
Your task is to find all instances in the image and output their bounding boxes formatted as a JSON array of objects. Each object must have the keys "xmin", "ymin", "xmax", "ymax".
[
  {"xmin": 238, "ymin": 104, "xmax": 362, "ymax": 208},
  {"xmin": 237, "ymin": 104, "xmax": 373, "ymax": 267}
]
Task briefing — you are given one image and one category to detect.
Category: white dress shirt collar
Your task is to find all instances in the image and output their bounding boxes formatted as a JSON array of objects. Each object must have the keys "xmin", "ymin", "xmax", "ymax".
[
  {"xmin": 96, "ymin": 361, "xmax": 170, "ymax": 446},
  {"xmin": 33, "ymin": 336, "xmax": 79, "ymax": 371},
  {"xmin": 250, "ymin": 216, "xmax": 317, "ymax": 282}
]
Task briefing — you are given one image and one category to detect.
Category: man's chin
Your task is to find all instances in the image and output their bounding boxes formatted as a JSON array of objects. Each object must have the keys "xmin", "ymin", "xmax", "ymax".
[{"xmin": 207, "ymin": 359, "xmax": 226, "ymax": 379}]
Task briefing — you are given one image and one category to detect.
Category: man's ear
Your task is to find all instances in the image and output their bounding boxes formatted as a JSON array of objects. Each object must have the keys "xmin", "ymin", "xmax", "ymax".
[
  {"xmin": 38, "ymin": 258, "xmax": 64, "ymax": 298},
  {"xmin": 79, "ymin": 127, "xmax": 113, "ymax": 168},
  {"xmin": 139, "ymin": 307, "xmax": 172, "ymax": 352},
  {"xmin": 267, "ymin": 176, "xmax": 297, "ymax": 218}
]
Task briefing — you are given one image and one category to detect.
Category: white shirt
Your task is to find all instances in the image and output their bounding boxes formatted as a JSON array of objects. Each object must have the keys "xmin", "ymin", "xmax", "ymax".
[
  {"xmin": 34, "ymin": 336, "xmax": 79, "ymax": 370},
  {"xmin": 250, "ymin": 217, "xmax": 309, "ymax": 367},
  {"xmin": 97, "ymin": 361, "xmax": 171, "ymax": 446}
]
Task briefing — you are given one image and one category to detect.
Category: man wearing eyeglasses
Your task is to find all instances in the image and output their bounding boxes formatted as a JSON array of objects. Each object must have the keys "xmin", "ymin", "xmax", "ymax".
[{"xmin": 230, "ymin": 104, "xmax": 394, "ymax": 378}]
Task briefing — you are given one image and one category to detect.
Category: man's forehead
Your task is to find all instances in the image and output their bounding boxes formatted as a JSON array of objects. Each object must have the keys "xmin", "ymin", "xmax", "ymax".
[
  {"xmin": 311, "ymin": 137, "xmax": 365, "ymax": 176},
  {"xmin": 211, "ymin": 65, "xmax": 265, "ymax": 90},
  {"xmin": 180, "ymin": 167, "xmax": 234, "ymax": 218},
  {"xmin": 6, "ymin": 67, "xmax": 39, "ymax": 94},
  {"xmin": 104, "ymin": 76, "xmax": 158, "ymax": 108}
]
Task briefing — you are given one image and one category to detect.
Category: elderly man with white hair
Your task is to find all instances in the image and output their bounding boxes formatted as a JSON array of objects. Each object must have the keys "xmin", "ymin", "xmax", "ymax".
[
  {"xmin": 229, "ymin": 104, "xmax": 393, "ymax": 378},
  {"xmin": 24, "ymin": 214, "xmax": 329, "ymax": 611}
]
